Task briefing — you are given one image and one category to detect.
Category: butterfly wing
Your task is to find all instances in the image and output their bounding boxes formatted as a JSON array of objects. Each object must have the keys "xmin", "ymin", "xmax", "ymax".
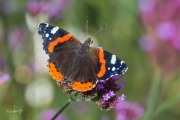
[
  {"xmin": 38, "ymin": 23, "xmax": 80, "ymax": 54},
  {"xmin": 38, "ymin": 23, "xmax": 98, "ymax": 91},
  {"xmin": 38, "ymin": 23, "xmax": 81, "ymax": 82},
  {"xmin": 69, "ymin": 47, "xmax": 100, "ymax": 91},
  {"xmin": 94, "ymin": 48, "xmax": 128, "ymax": 80},
  {"xmin": 38, "ymin": 23, "xmax": 128, "ymax": 92}
]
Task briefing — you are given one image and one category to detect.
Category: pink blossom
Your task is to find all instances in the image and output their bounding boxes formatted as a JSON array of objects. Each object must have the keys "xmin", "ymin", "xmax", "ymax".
[{"xmin": 115, "ymin": 101, "xmax": 144, "ymax": 120}]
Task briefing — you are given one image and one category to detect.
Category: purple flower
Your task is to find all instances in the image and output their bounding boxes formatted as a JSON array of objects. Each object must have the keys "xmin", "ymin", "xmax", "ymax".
[
  {"xmin": 97, "ymin": 83, "xmax": 104, "ymax": 89},
  {"xmin": 58, "ymin": 74, "xmax": 127, "ymax": 110},
  {"xmin": 40, "ymin": 109, "xmax": 68, "ymax": 120},
  {"xmin": 79, "ymin": 76, "xmax": 127, "ymax": 110},
  {"xmin": 115, "ymin": 101, "xmax": 144, "ymax": 120},
  {"xmin": 171, "ymin": 28, "xmax": 180, "ymax": 50},
  {"xmin": 27, "ymin": 0, "xmax": 70, "ymax": 20},
  {"xmin": 139, "ymin": 35, "xmax": 156, "ymax": 52},
  {"xmin": 139, "ymin": 0, "xmax": 180, "ymax": 75},
  {"xmin": 102, "ymin": 91, "xmax": 115, "ymax": 101},
  {"xmin": 27, "ymin": 1, "xmax": 44, "ymax": 16},
  {"xmin": 43, "ymin": 0, "xmax": 70, "ymax": 20},
  {"xmin": 8, "ymin": 26, "xmax": 28, "ymax": 50},
  {"xmin": 119, "ymin": 94, "xmax": 126, "ymax": 101},
  {"xmin": 0, "ymin": 74, "xmax": 10, "ymax": 84},
  {"xmin": 139, "ymin": 0, "xmax": 155, "ymax": 13},
  {"xmin": 156, "ymin": 22, "xmax": 176, "ymax": 41}
]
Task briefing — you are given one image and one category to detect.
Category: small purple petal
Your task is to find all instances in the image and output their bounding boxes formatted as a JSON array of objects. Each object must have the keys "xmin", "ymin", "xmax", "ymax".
[
  {"xmin": 97, "ymin": 84, "xmax": 104, "ymax": 89},
  {"xmin": 119, "ymin": 80, "xmax": 125, "ymax": 88},
  {"xmin": 102, "ymin": 91, "xmax": 115, "ymax": 101},
  {"xmin": 0, "ymin": 74, "xmax": 10, "ymax": 84},
  {"xmin": 118, "ymin": 94, "xmax": 126, "ymax": 101},
  {"xmin": 103, "ymin": 93, "xmax": 111, "ymax": 101},
  {"xmin": 111, "ymin": 75, "xmax": 123, "ymax": 80},
  {"xmin": 108, "ymin": 91, "xmax": 115, "ymax": 97}
]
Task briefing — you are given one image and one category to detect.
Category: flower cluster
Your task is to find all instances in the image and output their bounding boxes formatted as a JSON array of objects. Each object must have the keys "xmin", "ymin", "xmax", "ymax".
[
  {"xmin": 27, "ymin": 0, "xmax": 70, "ymax": 20},
  {"xmin": 0, "ymin": 73, "xmax": 10, "ymax": 85},
  {"xmin": 8, "ymin": 26, "xmax": 28, "ymax": 50},
  {"xmin": 115, "ymin": 101, "xmax": 144, "ymax": 120},
  {"xmin": 139, "ymin": 0, "xmax": 180, "ymax": 75},
  {"xmin": 57, "ymin": 75, "xmax": 126, "ymax": 110}
]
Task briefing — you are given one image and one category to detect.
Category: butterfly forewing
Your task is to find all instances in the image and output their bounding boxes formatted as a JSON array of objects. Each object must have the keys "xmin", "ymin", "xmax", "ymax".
[{"xmin": 38, "ymin": 23, "xmax": 100, "ymax": 91}]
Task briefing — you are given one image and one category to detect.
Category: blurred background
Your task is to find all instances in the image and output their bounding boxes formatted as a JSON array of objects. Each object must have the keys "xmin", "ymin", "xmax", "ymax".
[{"xmin": 0, "ymin": 0, "xmax": 180, "ymax": 120}]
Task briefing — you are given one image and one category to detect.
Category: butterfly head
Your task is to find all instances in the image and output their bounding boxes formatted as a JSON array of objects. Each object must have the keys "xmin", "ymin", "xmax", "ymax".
[{"xmin": 84, "ymin": 37, "xmax": 93, "ymax": 46}]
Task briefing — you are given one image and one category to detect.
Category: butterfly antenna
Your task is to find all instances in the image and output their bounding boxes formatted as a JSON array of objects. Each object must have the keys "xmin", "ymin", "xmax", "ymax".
[
  {"xmin": 86, "ymin": 16, "xmax": 89, "ymax": 40},
  {"xmin": 91, "ymin": 25, "xmax": 106, "ymax": 38}
]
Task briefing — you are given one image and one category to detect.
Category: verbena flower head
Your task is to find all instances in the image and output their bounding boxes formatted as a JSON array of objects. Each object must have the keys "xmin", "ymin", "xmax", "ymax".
[
  {"xmin": 0, "ymin": 73, "xmax": 10, "ymax": 85},
  {"xmin": 115, "ymin": 101, "xmax": 144, "ymax": 120},
  {"xmin": 27, "ymin": 0, "xmax": 69, "ymax": 20},
  {"xmin": 27, "ymin": 1, "xmax": 44, "ymax": 16},
  {"xmin": 139, "ymin": 0, "xmax": 180, "ymax": 76},
  {"xmin": 81, "ymin": 76, "xmax": 126, "ymax": 110},
  {"xmin": 8, "ymin": 26, "xmax": 28, "ymax": 50},
  {"xmin": 57, "ymin": 75, "xmax": 126, "ymax": 110}
]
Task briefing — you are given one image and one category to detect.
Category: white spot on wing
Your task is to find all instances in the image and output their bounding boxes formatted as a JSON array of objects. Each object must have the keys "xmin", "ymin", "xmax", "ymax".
[
  {"xmin": 46, "ymin": 34, "xmax": 49, "ymax": 37},
  {"xmin": 111, "ymin": 55, "xmax": 116, "ymax": 64},
  {"xmin": 46, "ymin": 23, "xmax": 49, "ymax": 27},
  {"xmin": 120, "ymin": 61, "xmax": 125, "ymax": 65},
  {"xmin": 51, "ymin": 27, "xmax": 59, "ymax": 34},
  {"xmin": 112, "ymin": 67, "xmax": 116, "ymax": 71},
  {"xmin": 108, "ymin": 67, "xmax": 110, "ymax": 70}
]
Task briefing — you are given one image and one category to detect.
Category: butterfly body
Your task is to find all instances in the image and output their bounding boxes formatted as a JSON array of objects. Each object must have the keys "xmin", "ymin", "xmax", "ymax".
[{"xmin": 38, "ymin": 23, "xmax": 128, "ymax": 92}]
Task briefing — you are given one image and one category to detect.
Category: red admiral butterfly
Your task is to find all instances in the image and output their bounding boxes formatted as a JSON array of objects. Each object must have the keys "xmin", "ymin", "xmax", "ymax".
[{"xmin": 38, "ymin": 23, "xmax": 128, "ymax": 92}]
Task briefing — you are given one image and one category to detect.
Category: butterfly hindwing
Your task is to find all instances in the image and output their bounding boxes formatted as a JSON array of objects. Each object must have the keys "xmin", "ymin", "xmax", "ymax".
[{"xmin": 96, "ymin": 49, "xmax": 128, "ymax": 80}]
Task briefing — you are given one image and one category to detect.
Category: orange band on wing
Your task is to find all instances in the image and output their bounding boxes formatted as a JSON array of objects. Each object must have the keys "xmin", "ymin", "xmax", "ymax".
[
  {"xmin": 97, "ymin": 49, "xmax": 106, "ymax": 78},
  {"xmin": 48, "ymin": 34, "xmax": 72, "ymax": 53},
  {"xmin": 48, "ymin": 62, "xmax": 63, "ymax": 81},
  {"xmin": 71, "ymin": 81, "xmax": 95, "ymax": 91}
]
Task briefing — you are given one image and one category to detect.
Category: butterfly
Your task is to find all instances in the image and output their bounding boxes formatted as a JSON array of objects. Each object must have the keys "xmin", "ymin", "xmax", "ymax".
[{"xmin": 38, "ymin": 23, "xmax": 128, "ymax": 92}]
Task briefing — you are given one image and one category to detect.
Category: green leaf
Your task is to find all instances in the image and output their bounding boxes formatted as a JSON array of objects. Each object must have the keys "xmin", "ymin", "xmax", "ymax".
[
  {"xmin": 155, "ymin": 95, "xmax": 180, "ymax": 115},
  {"xmin": 142, "ymin": 72, "xmax": 162, "ymax": 120}
]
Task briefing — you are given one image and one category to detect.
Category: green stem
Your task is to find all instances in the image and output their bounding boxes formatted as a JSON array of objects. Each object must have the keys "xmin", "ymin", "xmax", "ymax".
[
  {"xmin": 51, "ymin": 100, "xmax": 71, "ymax": 120},
  {"xmin": 0, "ymin": 12, "xmax": 24, "ymax": 120},
  {"xmin": 51, "ymin": 92, "xmax": 79, "ymax": 120},
  {"xmin": 142, "ymin": 72, "xmax": 162, "ymax": 120}
]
